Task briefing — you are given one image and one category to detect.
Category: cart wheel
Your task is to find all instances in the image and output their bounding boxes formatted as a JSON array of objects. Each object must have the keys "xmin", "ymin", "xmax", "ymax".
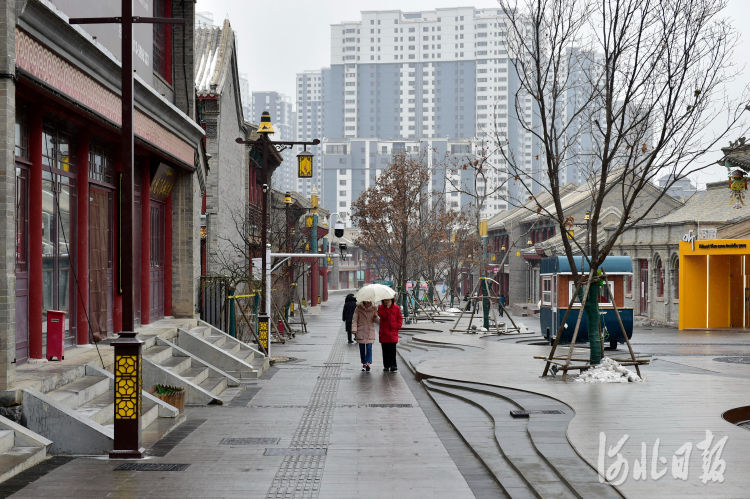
[{"xmin": 609, "ymin": 340, "xmax": 617, "ymax": 350}]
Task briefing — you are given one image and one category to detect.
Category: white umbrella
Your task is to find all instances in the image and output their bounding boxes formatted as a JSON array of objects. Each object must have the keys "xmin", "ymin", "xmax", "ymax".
[{"xmin": 355, "ymin": 283, "xmax": 396, "ymax": 302}]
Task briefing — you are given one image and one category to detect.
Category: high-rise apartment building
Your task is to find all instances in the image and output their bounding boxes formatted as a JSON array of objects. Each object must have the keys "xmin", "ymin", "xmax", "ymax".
[
  {"xmin": 297, "ymin": 8, "xmax": 543, "ymax": 222},
  {"xmin": 251, "ymin": 91, "xmax": 296, "ymax": 191},
  {"xmin": 295, "ymin": 70, "xmax": 324, "ymax": 198}
]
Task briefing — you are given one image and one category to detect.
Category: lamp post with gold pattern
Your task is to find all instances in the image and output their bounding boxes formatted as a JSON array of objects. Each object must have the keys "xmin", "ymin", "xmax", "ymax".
[
  {"xmin": 235, "ymin": 112, "xmax": 319, "ymax": 323},
  {"xmin": 109, "ymin": 331, "xmax": 144, "ymax": 458}
]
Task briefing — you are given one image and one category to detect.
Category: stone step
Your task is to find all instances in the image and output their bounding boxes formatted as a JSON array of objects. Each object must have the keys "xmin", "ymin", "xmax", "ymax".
[
  {"xmin": 158, "ymin": 354, "xmax": 193, "ymax": 375},
  {"xmin": 45, "ymin": 375, "xmax": 110, "ymax": 409},
  {"xmin": 142, "ymin": 337, "xmax": 237, "ymax": 406},
  {"xmin": 181, "ymin": 365, "xmax": 210, "ymax": 386},
  {"xmin": 23, "ymin": 364, "xmax": 180, "ymax": 455},
  {"xmin": 75, "ymin": 391, "xmax": 113, "ymax": 425},
  {"xmin": 177, "ymin": 327, "xmax": 264, "ymax": 379},
  {"xmin": 218, "ymin": 340, "xmax": 241, "ymax": 355},
  {"xmin": 199, "ymin": 376, "xmax": 227, "ymax": 397},
  {"xmin": 144, "ymin": 344, "xmax": 173, "ymax": 364},
  {"xmin": 0, "ymin": 430, "xmax": 14, "ymax": 454}
]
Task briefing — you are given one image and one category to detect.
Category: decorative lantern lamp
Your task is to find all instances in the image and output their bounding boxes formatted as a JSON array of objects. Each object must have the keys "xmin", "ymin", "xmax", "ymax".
[
  {"xmin": 584, "ymin": 211, "xmax": 591, "ymax": 221},
  {"xmin": 297, "ymin": 149, "xmax": 313, "ymax": 178},
  {"xmin": 284, "ymin": 192, "xmax": 293, "ymax": 205},
  {"xmin": 729, "ymin": 169, "xmax": 748, "ymax": 209},
  {"xmin": 109, "ymin": 331, "xmax": 144, "ymax": 458},
  {"xmin": 257, "ymin": 111, "xmax": 275, "ymax": 134}
]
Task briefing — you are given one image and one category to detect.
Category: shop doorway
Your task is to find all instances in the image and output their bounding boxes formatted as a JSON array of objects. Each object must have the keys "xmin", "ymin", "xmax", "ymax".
[
  {"xmin": 89, "ymin": 187, "xmax": 113, "ymax": 339},
  {"xmin": 149, "ymin": 201, "xmax": 165, "ymax": 320},
  {"xmin": 15, "ymin": 165, "xmax": 29, "ymax": 363}
]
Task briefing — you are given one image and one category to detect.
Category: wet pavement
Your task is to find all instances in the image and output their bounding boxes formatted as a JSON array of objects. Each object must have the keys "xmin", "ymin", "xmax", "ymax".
[
  {"xmin": 3, "ymin": 292, "xmax": 472, "ymax": 499},
  {"xmin": 4, "ymin": 296, "xmax": 750, "ymax": 498}
]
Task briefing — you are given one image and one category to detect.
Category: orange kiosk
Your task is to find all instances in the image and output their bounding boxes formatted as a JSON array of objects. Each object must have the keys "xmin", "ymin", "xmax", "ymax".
[{"xmin": 679, "ymin": 238, "xmax": 750, "ymax": 329}]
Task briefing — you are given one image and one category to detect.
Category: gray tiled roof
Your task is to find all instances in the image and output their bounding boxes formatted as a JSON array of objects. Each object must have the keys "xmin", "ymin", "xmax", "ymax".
[
  {"xmin": 655, "ymin": 181, "xmax": 749, "ymax": 224},
  {"xmin": 194, "ymin": 19, "xmax": 234, "ymax": 96}
]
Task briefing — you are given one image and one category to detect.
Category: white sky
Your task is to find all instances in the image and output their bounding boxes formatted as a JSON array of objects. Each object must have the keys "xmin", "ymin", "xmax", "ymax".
[{"xmin": 195, "ymin": 0, "xmax": 750, "ymax": 186}]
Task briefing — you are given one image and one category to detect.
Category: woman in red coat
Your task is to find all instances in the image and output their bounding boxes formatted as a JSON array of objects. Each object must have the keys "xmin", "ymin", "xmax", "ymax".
[{"xmin": 378, "ymin": 298, "xmax": 403, "ymax": 372}]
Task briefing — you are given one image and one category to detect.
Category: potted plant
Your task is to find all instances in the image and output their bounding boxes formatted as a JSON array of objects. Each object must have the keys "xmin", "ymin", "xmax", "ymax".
[{"xmin": 149, "ymin": 384, "xmax": 185, "ymax": 412}]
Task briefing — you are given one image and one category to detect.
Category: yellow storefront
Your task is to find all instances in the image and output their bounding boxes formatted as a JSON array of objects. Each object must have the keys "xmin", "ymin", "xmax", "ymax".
[{"xmin": 679, "ymin": 239, "xmax": 750, "ymax": 330}]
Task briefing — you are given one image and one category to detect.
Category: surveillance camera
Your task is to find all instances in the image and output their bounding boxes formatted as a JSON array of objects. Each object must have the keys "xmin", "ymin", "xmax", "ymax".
[{"xmin": 262, "ymin": 184, "xmax": 269, "ymax": 193}]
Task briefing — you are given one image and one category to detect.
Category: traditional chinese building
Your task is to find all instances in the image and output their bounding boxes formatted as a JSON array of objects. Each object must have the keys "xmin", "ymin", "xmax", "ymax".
[
  {"xmin": 613, "ymin": 179, "xmax": 750, "ymax": 328},
  {"xmin": 2, "ymin": 0, "xmax": 206, "ymax": 385},
  {"xmin": 194, "ymin": 19, "xmax": 258, "ymax": 277}
]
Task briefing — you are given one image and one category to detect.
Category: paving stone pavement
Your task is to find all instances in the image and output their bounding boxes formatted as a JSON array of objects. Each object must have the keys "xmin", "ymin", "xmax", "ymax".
[{"xmin": 4, "ymin": 294, "xmax": 474, "ymax": 499}]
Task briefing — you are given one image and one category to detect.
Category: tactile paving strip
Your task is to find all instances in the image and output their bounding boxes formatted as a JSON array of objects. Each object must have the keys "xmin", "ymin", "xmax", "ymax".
[{"xmin": 265, "ymin": 331, "xmax": 346, "ymax": 498}]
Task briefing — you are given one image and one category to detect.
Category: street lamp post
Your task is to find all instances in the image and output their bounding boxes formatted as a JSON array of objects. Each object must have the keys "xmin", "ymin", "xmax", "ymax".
[{"xmin": 236, "ymin": 112, "xmax": 319, "ymax": 350}]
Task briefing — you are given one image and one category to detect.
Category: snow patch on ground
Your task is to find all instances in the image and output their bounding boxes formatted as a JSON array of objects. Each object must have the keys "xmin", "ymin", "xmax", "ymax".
[
  {"xmin": 444, "ymin": 307, "xmax": 463, "ymax": 313},
  {"xmin": 575, "ymin": 357, "xmax": 642, "ymax": 383}
]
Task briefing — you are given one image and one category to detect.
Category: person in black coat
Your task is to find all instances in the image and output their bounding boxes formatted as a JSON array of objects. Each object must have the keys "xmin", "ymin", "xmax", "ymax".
[{"xmin": 342, "ymin": 293, "xmax": 357, "ymax": 343}]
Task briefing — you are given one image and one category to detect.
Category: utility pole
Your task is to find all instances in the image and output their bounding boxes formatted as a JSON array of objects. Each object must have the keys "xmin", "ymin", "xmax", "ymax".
[{"xmin": 69, "ymin": 1, "xmax": 182, "ymax": 460}]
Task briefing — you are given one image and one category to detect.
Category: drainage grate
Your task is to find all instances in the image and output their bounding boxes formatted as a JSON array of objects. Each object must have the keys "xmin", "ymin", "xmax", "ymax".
[
  {"xmin": 148, "ymin": 418, "xmax": 207, "ymax": 457},
  {"xmin": 220, "ymin": 437, "xmax": 280, "ymax": 446},
  {"xmin": 510, "ymin": 409, "xmax": 564, "ymax": 418},
  {"xmin": 317, "ymin": 376, "xmax": 350, "ymax": 380},
  {"xmin": 248, "ymin": 404, "xmax": 309, "ymax": 409},
  {"xmin": 366, "ymin": 403, "xmax": 414, "ymax": 408},
  {"xmin": 264, "ymin": 447, "xmax": 327, "ymax": 456},
  {"xmin": 714, "ymin": 356, "xmax": 750, "ymax": 365},
  {"xmin": 114, "ymin": 463, "xmax": 190, "ymax": 472}
]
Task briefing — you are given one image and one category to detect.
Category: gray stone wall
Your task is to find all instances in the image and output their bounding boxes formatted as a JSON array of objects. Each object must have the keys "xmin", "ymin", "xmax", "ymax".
[
  {"xmin": 206, "ymin": 77, "xmax": 247, "ymax": 276},
  {"xmin": 172, "ymin": 0, "xmax": 195, "ymax": 118},
  {"xmin": 168, "ymin": 0, "xmax": 200, "ymax": 318},
  {"xmin": 0, "ymin": 0, "xmax": 16, "ymax": 388},
  {"xmin": 612, "ymin": 223, "xmax": 689, "ymax": 326}
]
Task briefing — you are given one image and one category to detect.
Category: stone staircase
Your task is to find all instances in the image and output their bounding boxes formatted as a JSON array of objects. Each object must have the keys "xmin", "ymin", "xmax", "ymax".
[
  {"xmin": 23, "ymin": 364, "xmax": 180, "ymax": 455},
  {"xmin": 0, "ymin": 415, "xmax": 50, "ymax": 482},
  {"xmin": 176, "ymin": 320, "xmax": 270, "ymax": 379},
  {"xmin": 141, "ymin": 335, "xmax": 239, "ymax": 406}
]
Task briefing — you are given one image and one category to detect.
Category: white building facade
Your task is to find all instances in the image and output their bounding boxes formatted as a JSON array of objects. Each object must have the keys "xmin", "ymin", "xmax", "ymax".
[
  {"xmin": 251, "ymin": 91, "xmax": 296, "ymax": 192},
  {"xmin": 295, "ymin": 70, "xmax": 324, "ymax": 198},
  {"xmin": 298, "ymin": 7, "xmax": 540, "ymax": 222}
]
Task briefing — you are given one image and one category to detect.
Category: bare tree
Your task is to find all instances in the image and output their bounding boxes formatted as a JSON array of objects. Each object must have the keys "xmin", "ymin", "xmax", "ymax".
[
  {"xmin": 447, "ymin": 140, "xmax": 509, "ymax": 325},
  {"xmin": 352, "ymin": 153, "xmax": 446, "ymax": 304},
  {"xmin": 499, "ymin": 0, "xmax": 748, "ymax": 364}
]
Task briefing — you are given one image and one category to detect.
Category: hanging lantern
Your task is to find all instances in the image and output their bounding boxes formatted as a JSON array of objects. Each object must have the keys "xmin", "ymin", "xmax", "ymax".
[
  {"xmin": 297, "ymin": 149, "xmax": 313, "ymax": 178},
  {"xmin": 729, "ymin": 169, "xmax": 748, "ymax": 209}
]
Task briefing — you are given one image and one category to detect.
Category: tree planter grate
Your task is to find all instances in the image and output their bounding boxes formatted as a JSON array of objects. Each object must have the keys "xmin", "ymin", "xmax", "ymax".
[
  {"xmin": 510, "ymin": 409, "xmax": 564, "ymax": 418},
  {"xmin": 221, "ymin": 437, "xmax": 280, "ymax": 446},
  {"xmin": 114, "ymin": 463, "xmax": 190, "ymax": 472},
  {"xmin": 366, "ymin": 403, "xmax": 413, "ymax": 408}
]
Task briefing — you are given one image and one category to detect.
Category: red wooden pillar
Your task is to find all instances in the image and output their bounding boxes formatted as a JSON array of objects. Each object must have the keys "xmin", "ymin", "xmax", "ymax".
[
  {"xmin": 76, "ymin": 131, "xmax": 90, "ymax": 345},
  {"xmin": 311, "ymin": 260, "xmax": 319, "ymax": 306},
  {"xmin": 164, "ymin": 193, "xmax": 172, "ymax": 316},
  {"xmin": 113, "ymin": 157, "xmax": 123, "ymax": 334},
  {"xmin": 28, "ymin": 108, "xmax": 43, "ymax": 359},
  {"xmin": 140, "ymin": 168, "xmax": 150, "ymax": 324},
  {"xmin": 322, "ymin": 268, "xmax": 328, "ymax": 302}
]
